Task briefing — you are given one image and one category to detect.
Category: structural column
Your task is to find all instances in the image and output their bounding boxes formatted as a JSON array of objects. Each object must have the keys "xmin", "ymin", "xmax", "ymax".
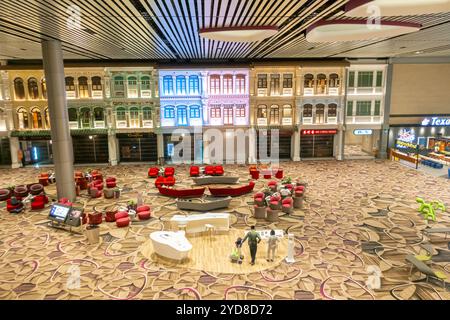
[
  {"xmin": 378, "ymin": 63, "xmax": 393, "ymax": 159},
  {"xmin": 42, "ymin": 40, "xmax": 76, "ymax": 201},
  {"xmin": 9, "ymin": 137, "xmax": 21, "ymax": 168},
  {"xmin": 248, "ymin": 128, "xmax": 257, "ymax": 164},
  {"xmin": 157, "ymin": 133, "xmax": 164, "ymax": 164},
  {"xmin": 292, "ymin": 130, "xmax": 300, "ymax": 161},
  {"xmin": 107, "ymin": 107, "xmax": 118, "ymax": 166}
]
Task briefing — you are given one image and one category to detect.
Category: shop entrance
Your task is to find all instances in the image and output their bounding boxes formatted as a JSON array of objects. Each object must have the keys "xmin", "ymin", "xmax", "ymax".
[
  {"xmin": 72, "ymin": 135, "xmax": 108, "ymax": 164},
  {"xmin": 118, "ymin": 133, "xmax": 158, "ymax": 162},
  {"xmin": 257, "ymin": 130, "xmax": 292, "ymax": 161},
  {"xmin": 0, "ymin": 137, "xmax": 11, "ymax": 166},
  {"xmin": 20, "ymin": 138, "xmax": 53, "ymax": 166},
  {"xmin": 300, "ymin": 134, "xmax": 334, "ymax": 158},
  {"xmin": 163, "ymin": 133, "xmax": 196, "ymax": 163}
]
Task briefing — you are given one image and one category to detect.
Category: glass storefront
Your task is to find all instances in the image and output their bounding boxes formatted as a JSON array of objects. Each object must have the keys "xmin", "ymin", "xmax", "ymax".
[
  {"xmin": 344, "ymin": 129, "xmax": 380, "ymax": 159},
  {"xmin": 257, "ymin": 130, "xmax": 291, "ymax": 160},
  {"xmin": 163, "ymin": 133, "xmax": 195, "ymax": 163},
  {"xmin": 118, "ymin": 133, "xmax": 158, "ymax": 162},
  {"xmin": 72, "ymin": 135, "xmax": 108, "ymax": 164},
  {"xmin": 20, "ymin": 138, "xmax": 53, "ymax": 166},
  {"xmin": 300, "ymin": 133, "xmax": 335, "ymax": 158},
  {"xmin": 0, "ymin": 137, "xmax": 11, "ymax": 166}
]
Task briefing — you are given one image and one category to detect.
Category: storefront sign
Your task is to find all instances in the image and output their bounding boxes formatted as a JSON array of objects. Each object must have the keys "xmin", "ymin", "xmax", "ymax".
[
  {"xmin": 395, "ymin": 139, "xmax": 418, "ymax": 150},
  {"xmin": 421, "ymin": 117, "xmax": 450, "ymax": 126},
  {"xmin": 301, "ymin": 129, "xmax": 338, "ymax": 135},
  {"xmin": 353, "ymin": 129, "xmax": 373, "ymax": 135},
  {"xmin": 397, "ymin": 128, "xmax": 416, "ymax": 143}
]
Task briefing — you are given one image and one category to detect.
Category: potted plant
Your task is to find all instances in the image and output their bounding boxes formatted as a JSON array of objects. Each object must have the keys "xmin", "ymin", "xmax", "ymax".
[
  {"xmin": 281, "ymin": 176, "xmax": 292, "ymax": 185},
  {"xmin": 113, "ymin": 187, "xmax": 121, "ymax": 199},
  {"xmin": 127, "ymin": 199, "xmax": 137, "ymax": 212}
]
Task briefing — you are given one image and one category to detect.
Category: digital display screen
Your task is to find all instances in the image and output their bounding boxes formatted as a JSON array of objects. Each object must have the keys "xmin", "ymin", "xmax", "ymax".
[{"xmin": 48, "ymin": 204, "xmax": 72, "ymax": 222}]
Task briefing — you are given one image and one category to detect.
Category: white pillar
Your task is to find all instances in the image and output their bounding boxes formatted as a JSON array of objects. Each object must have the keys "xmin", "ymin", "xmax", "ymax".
[
  {"xmin": 157, "ymin": 133, "xmax": 164, "ymax": 163},
  {"xmin": 203, "ymin": 130, "xmax": 210, "ymax": 164},
  {"xmin": 292, "ymin": 130, "xmax": 300, "ymax": 161},
  {"xmin": 9, "ymin": 136, "xmax": 21, "ymax": 168},
  {"xmin": 42, "ymin": 40, "xmax": 76, "ymax": 201},
  {"xmin": 248, "ymin": 128, "xmax": 257, "ymax": 164}
]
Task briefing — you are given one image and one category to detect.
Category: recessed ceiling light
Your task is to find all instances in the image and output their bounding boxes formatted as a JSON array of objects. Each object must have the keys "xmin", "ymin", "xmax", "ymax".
[
  {"xmin": 345, "ymin": 0, "xmax": 450, "ymax": 17},
  {"xmin": 415, "ymin": 50, "xmax": 424, "ymax": 54},
  {"xmin": 306, "ymin": 19, "xmax": 421, "ymax": 42},
  {"xmin": 199, "ymin": 26, "xmax": 278, "ymax": 42}
]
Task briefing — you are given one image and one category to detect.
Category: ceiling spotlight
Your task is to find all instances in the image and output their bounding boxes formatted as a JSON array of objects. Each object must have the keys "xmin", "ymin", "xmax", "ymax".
[
  {"xmin": 199, "ymin": 26, "xmax": 278, "ymax": 42},
  {"xmin": 345, "ymin": 0, "xmax": 450, "ymax": 17},
  {"xmin": 306, "ymin": 19, "xmax": 421, "ymax": 42},
  {"xmin": 415, "ymin": 50, "xmax": 424, "ymax": 54}
]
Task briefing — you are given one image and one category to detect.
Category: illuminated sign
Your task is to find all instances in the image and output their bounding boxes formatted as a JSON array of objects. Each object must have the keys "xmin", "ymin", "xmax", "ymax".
[
  {"xmin": 421, "ymin": 117, "xmax": 450, "ymax": 126},
  {"xmin": 397, "ymin": 128, "xmax": 415, "ymax": 143},
  {"xmin": 301, "ymin": 129, "xmax": 338, "ymax": 135},
  {"xmin": 353, "ymin": 129, "xmax": 373, "ymax": 135},
  {"xmin": 396, "ymin": 140, "xmax": 418, "ymax": 150}
]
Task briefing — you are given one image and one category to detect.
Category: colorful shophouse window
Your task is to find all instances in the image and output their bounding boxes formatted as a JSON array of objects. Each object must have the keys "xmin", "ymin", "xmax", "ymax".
[
  {"xmin": 78, "ymin": 76, "xmax": 89, "ymax": 98},
  {"xmin": 113, "ymin": 76, "xmax": 125, "ymax": 97},
  {"xmin": 177, "ymin": 106, "xmax": 188, "ymax": 125},
  {"xmin": 41, "ymin": 78, "xmax": 47, "ymax": 99},
  {"xmin": 257, "ymin": 74, "xmax": 267, "ymax": 88},
  {"xmin": 315, "ymin": 104, "xmax": 325, "ymax": 124},
  {"xmin": 235, "ymin": 105, "xmax": 246, "ymax": 117},
  {"xmin": 68, "ymin": 108, "xmax": 78, "ymax": 128},
  {"xmin": 190, "ymin": 106, "xmax": 201, "ymax": 118},
  {"xmin": 28, "ymin": 78, "xmax": 39, "ymax": 100},
  {"xmin": 163, "ymin": 76, "xmax": 173, "ymax": 95},
  {"xmin": 44, "ymin": 108, "xmax": 50, "ymax": 128},
  {"xmin": 65, "ymin": 77, "xmax": 75, "ymax": 92},
  {"xmin": 316, "ymin": 74, "xmax": 327, "ymax": 94},
  {"xmin": 210, "ymin": 75, "xmax": 220, "ymax": 94},
  {"xmin": 176, "ymin": 76, "xmax": 186, "ymax": 95},
  {"xmin": 270, "ymin": 74, "xmax": 280, "ymax": 96},
  {"xmin": 31, "ymin": 107, "xmax": 42, "ymax": 129},
  {"xmin": 223, "ymin": 75, "xmax": 233, "ymax": 94},
  {"xmin": 17, "ymin": 108, "xmax": 29, "ymax": 129},
  {"xmin": 128, "ymin": 76, "xmax": 138, "ymax": 98},
  {"xmin": 210, "ymin": 106, "xmax": 221, "ymax": 118},
  {"xmin": 283, "ymin": 74, "xmax": 293, "ymax": 89},
  {"xmin": 164, "ymin": 106, "xmax": 175, "ymax": 118},
  {"xmin": 80, "ymin": 108, "xmax": 91, "ymax": 128},
  {"xmin": 92, "ymin": 76, "xmax": 102, "ymax": 91},
  {"xmin": 269, "ymin": 105, "xmax": 280, "ymax": 125},
  {"xmin": 189, "ymin": 76, "xmax": 199, "ymax": 94},
  {"xmin": 235, "ymin": 74, "xmax": 245, "ymax": 94},
  {"xmin": 129, "ymin": 107, "xmax": 140, "ymax": 127},
  {"xmin": 14, "ymin": 78, "xmax": 25, "ymax": 100},
  {"xmin": 94, "ymin": 107, "xmax": 105, "ymax": 128},
  {"xmin": 223, "ymin": 106, "xmax": 233, "ymax": 125}
]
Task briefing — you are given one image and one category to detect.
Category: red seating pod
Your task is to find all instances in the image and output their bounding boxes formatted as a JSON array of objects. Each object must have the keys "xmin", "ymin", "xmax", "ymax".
[
  {"xmin": 116, "ymin": 217, "xmax": 130, "ymax": 228},
  {"xmin": 148, "ymin": 167, "xmax": 159, "ymax": 178},
  {"xmin": 88, "ymin": 212, "xmax": 103, "ymax": 225},
  {"xmin": 249, "ymin": 170, "xmax": 260, "ymax": 180},
  {"xmin": 190, "ymin": 166, "xmax": 200, "ymax": 177},
  {"xmin": 137, "ymin": 205, "xmax": 150, "ymax": 213},
  {"xmin": 0, "ymin": 189, "xmax": 11, "ymax": 201},
  {"xmin": 275, "ymin": 169, "xmax": 284, "ymax": 179},
  {"xmin": 204, "ymin": 166, "xmax": 215, "ymax": 176},
  {"xmin": 115, "ymin": 211, "xmax": 129, "ymax": 220},
  {"xmin": 164, "ymin": 167, "xmax": 175, "ymax": 177},
  {"xmin": 138, "ymin": 211, "xmax": 151, "ymax": 220},
  {"xmin": 214, "ymin": 166, "xmax": 224, "ymax": 176},
  {"xmin": 105, "ymin": 210, "xmax": 118, "ymax": 222}
]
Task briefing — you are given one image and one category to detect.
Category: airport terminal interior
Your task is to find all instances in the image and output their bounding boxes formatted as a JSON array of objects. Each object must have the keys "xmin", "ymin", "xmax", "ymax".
[{"xmin": 0, "ymin": 0, "xmax": 450, "ymax": 301}]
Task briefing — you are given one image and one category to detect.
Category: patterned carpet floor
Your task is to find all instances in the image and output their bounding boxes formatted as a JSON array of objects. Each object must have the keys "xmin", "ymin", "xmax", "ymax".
[{"xmin": 0, "ymin": 160, "xmax": 449, "ymax": 300}]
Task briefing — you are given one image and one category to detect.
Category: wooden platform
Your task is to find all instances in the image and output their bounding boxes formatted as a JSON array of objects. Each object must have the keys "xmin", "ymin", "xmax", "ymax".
[{"xmin": 141, "ymin": 229, "xmax": 288, "ymax": 274}]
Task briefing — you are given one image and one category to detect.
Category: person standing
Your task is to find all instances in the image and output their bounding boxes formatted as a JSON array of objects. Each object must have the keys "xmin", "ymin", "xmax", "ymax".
[
  {"xmin": 266, "ymin": 229, "xmax": 279, "ymax": 262},
  {"xmin": 242, "ymin": 225, "xmax": 261, "ymax": 265}
]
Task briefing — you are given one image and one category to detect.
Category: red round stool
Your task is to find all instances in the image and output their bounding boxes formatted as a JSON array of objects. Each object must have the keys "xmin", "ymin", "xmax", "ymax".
[
  {"xmin": 116, "ymin": 217, "xmax": 130, "ymax": 228},
  {"xmin": 105, "ymin": 210, "xmax": 118, "ymax": 222},
  {"xmin": 115, "ymin": 211, "xmax": 129, "ymax": 220},
  {"xmin": 138, "ymin": 211, "xmax": 151, "ymax": 220},
  {"xmin": 137, "ymin": 205, "xmax": 150, "ymax": 213}
]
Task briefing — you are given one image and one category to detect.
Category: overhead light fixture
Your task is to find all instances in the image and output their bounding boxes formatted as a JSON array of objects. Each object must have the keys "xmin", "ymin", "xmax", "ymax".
[
  {"xmin": 415, "ymin": 50, "xmax": 424, "ymax": 54},
  {"xmin": 345, "ymin": 0, "xmax": 450, "ymax": 17},
  {"xmin": 306, "ymin": 19, "xmax": 421, "ymax": 42},
  {"xmin": 199, "ymin": 26, "xmax": 278, "ymax": 42}
]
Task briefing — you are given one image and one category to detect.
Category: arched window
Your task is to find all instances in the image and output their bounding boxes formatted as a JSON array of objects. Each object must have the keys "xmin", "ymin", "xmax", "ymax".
[
  {"xmin": 44, "ymin": 108, "xmax": 50, "ymax": 128},
  {"xmin": 269, "ymin": 105, "xmax": 279, "ymax": 125},
  {"xmin": 116, "ymin": 107, "xmax": 126, "ymax": 121},
  {"xmin": 176, "ymin": 76, "xmax": 186, "ymax": 94},
  {"xmin": 113, "ymin": 76, "xmax": 124, "ymax": 97},
  {"xmin": 210, "ymin": 75, "xmax": 220, "ymax": 94},
  {"xmin": 303, "ymin": 104, "xmax": 313, "ymax": 118},
  {"xmin": 141, "ymin": 76, "xmax": 151, "ymax": 91},
  {"xmin": 163, "ymin": 76, "xmax": 173, "ymax": 95},
  {"xmin": 92, "ymin": 76, "xmax": 102, "ymax": 91},
  {"xmin": 257, "ymin": 105, "xmax": 267, "ymax": 118},
  {"xmin": 41, "ymin": 78, "xmax": 47, "ymax": 99},
  {"xmin": 177, "ymin": 106, "xmax": 188, "ymax": 125},
  {"xmin": 94, "ymin": 107, "xmax": 104, "ymax": 121},
  {"xmin": 78, "ymin": 76, "xmax": 89, "ymax": 98},
  {"xmin": 31, "ymin": 107, "xmax": 42, "ymax": 129},
  {"xmin": 28, "ymin": 78, "xmax": 39, "ymax": 99},
  {"xmin": 142, "ymin": 106, "xmax": 152, "ymax": 120},
  {"xmin": 316, "ymin": 74, "xmax": 327, "ymax": 94},
  {"xmin": 17, "ymin": 108, "xmax": 29, "ymax": 129},
  {"xmin": 329, "ymin": 73, "xmax": 339, "ymax": 88},
  {"xmin": 282, "ymin": 105, "xmax": 292, "ymax": 118},
  {"xmin": 129, "ymin": 107, "xmax": 140, "ymax": 127},
  {"xmin": 223, "ymin": 75, "xmax": 233, "ymax": 94},
  {"xmin": 235, "ymin": 74, "xmax": 245, "ymax": 94},
  {"xmin": 127, "ymin": 76, "xmax": 138, "ymax": 98},
  {"xmin": 14, "ymin": 78, "xmax": 25, "ymax": 100},
  {"xmin": 80, "ymin": 108, "xmax": 91, "ymax": 128},
  {"xmin": 0, "ymin": 108, "xmax": 6, "ymax": 131},
  {"xmin": 189, "ymin": 106, "xmax": 201, "ymax": 119},
  {"xmin": 65, "ymin": 77, "xmax": 75, "ymax": 91},
  {"xmin": 328, "ymin": 103, "xmax": 337, "ymax": 118},
  {"xmin": 164, "ymin": 106, "xmax": 175, "ymax": 119},
  {"xmin": 189, "ymin": 75, "xmax": 199, "ymax": 94},
  {"xmin": 68, "ymin": 108, "xmax": 78, "ymax": 122},
  {"xmin": 315, "ymin": 104, "xmax": 325, "ymax": 124},
  {"xmin": 304, "ymin": 74, "xmax": 314, "ymax": 88}
]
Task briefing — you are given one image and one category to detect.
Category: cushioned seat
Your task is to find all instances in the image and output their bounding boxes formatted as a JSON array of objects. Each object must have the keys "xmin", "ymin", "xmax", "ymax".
[
  {"xmin": 105, "ymin": 210, "xmax": 117, "ymax": 222},
  {"xmin": 106, "ymin": 181, "xmax": 116, "ymax": 188},
  {"xmin": 92, "ymin": 173, "xmax": 103, "ymax": 181},
  {"xmin": 29, "ymin": 183, "xmax": 44, "ymax": 195},
  {"xmin": 253, "ymin": 192, "xmax": 265, "ymax": 206},
  {"xmin": 137, "ymin": 205, "xmax": 150, "ymax": 212},
  {"xmin": 138, "ymin": 211, "xmax": 151, "ymax": 220},
  {"xmin": 164, "ymin": 167, "xmax": 175, "ymax": 177},
  {"xmin": 116, "ymin": 217, "xmax": 130, "ymax": 228},
  {"xmin": 269, "ymin": 195, "xmax": 281, "ymax": 210},
  {"xmin": 275, "ymin": 169, "xmax": 283, "ymax": 179},
  {"xmin": 155, "ymin": 176, "xmax": 165, "ymax": 188},
  {"xmin": 14, "ymin": 186, "xmax": 28, "ymax": 198},
  {"xmin": 165, "ymin": 176, "xmax": 176, "ymax": 186},
  {"xmin": 31, "ymin": 195, "xmax": 48, "ymax": 210},
  {"xmin": 190, "ymin": 166, "xmax": 200, "ymax": 177},
  {"xmin": 268, "ymin": 181, "xmax": 277, "ymax": 191},
  {"xmin": 88, "ymin": 213, "xmax": 103, "ymax": 225},
  {"xmin": 204, "ymin": 166, "xmax": 215, "ymax": 176},
  {"xmin": 115, "ymin": 211, "xmax": 129, "ymax": 220},
  {"xmin": 90, "ymin": 187, "xmax": 102, "ymax": 198},
  {"xmin": 92, "ymin": 180, "xmax": 104, "ymax": 191},
  {"xmin": 250, "ymin": 170, "xmax": 259, "ymax": 180},
  {"xmin": 214, "ymin": 166, "xmax": 224, "ymax": 176},
  {"xmin": 148, "ymin": 167, "xmax": 159, "ymax": 178},
  {"xmin": 38, "ymin": 173, "xmax": 49, "ymax": 186},
  {"xmin": 282, "ymin": 197, "xmax": 294, "ymax": 214},
  {"xmin": 6, "ymin": 199, "xmax": 23, "ymax": 213},
  {"xmin": 0, "ymin": 189, "xmax": 11, "ymax": 201}
]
